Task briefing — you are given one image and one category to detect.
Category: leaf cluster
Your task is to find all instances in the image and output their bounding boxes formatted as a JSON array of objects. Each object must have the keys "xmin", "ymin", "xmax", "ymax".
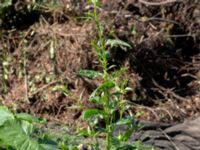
[{"xmin": 0, "ymin": 106, "xmax": 57, "ymax": 150}]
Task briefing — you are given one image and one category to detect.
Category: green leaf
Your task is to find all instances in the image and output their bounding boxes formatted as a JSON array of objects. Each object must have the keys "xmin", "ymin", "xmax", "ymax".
[
  {"xmin": 0, "ymin": 0, "xmax": 12, "ymax": 11},
  {"xmin": 16, "ymin": 113, "xmax": 45, "ymax": 124},
  {"xmin": 77, "ymin": 69, "xmax": 102, "ymax": 79},
  {"xmin": 89, "ymin": 96, "xmax": 101, "ymax": 103},
  {"xmin": 89, "ymin": 0, "xmax": 100, "ymax": 6},
  {"xmin": 106, "ymin": 39, "xmax": 132, "ymax": 48},
  {"xmin": 20, "ymin": 121, "xmax": 34, "ymax": 135},
  {"xmin": 115, "ymin": 117, "xmax": 134, "ymax": 126},
  {"xmin": 95, "ymin": 81, "xmax": 115, "ymax": 92},
  {"xmin": 82, "ymin": 109, "xmax": 105, "ymax": 120},
  {"xmin": 0, "ymin": 119, "xmax": 59, "ymax": 150},
  {"xmin": 89, "ymin": 81, "xmax": 115, "ymax": 101},
  {"xmin": 0, "ymin": 106, "xmax": 14, "ymax": 126},
  {"xmin": 125, "ymin": 87, "xmax": 133, "ymax": 92},
  {"xmin": 78, "ymin": 128, "xmax": 98, "ymax": 137},
  {"xmin": 114, "ymin": 144, "xmax": 136, "ymax": 150},
  {"xmin": 113, "ymin": 117, "xmax": 139, "ymax": 142},
  {"xmin": 0, "ymin": 120, "xmax": 45, "ymax": 150},
  {"xmin": 111, "ymin": 92, "xmax": 122, "ymax": 98},
  {"xmin": 0, "ymin": 107, "xmax": 58, "ymax": 150}
]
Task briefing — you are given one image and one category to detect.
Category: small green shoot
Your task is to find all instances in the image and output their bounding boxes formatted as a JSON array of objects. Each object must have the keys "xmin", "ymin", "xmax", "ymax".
[{"xmin": 0, "ymin": 106, "xmax": 58, "ymax": 150}]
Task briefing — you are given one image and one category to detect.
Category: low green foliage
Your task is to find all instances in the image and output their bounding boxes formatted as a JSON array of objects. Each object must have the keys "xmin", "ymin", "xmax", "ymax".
[
  {"xmin": 0, "ymin": 106, "xmax": 57, "ymax": 150},
  {"xmin": 0, "ymin": 0, "xmax": 12, "ymax": 13},
  {"xmin": 0, "ymin": 106, "xmax": 86, "ymax": 150},
  {"xmin": 0, "ymin": 106, "xmax": 153, "ymax": 150}
]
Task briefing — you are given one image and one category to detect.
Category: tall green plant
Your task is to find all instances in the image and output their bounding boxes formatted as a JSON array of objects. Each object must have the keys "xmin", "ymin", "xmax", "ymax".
[
  {"xmin": 80, "ymin": 1, "xmax": 144, "ymax": 149},
  {"xmin": 80, "ymin": 1, "xmax": 154, "ymax": 150}
]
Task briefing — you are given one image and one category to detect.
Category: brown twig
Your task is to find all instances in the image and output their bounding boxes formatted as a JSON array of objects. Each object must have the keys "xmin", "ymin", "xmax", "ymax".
[
  {"xmin": 156, "ymin": 108, "xmax": 173, "ymax": 120},
  {"xmin": 152, "ymin": 79, "xmax": 189, "ymax": 101},
  {"xmin": 159, "ymin": 128, "xmax": 180, "ymax": 150},
  {"xmin": 144, "ymin": 17, "xmax": 181, "ymax": 26},
  {"xmin": 138, "ymin": 0, "xmax": 183, "ymax": 6},
  {"xmin": 131, "ymin": 103, "xmax": 160, "ymax": 121}
]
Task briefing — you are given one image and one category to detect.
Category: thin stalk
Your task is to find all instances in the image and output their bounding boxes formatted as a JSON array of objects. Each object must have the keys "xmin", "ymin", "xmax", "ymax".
[
  {"xmin": 92, "ymin": 2, "xmax": 119, "ymax": 149},
  {"xmin": 93, "ymin": 4, "xmax": 111, "ymax": 149},
  {"xmin": 119, "ymin": 79, "xmax": 128, "ymax": 120},
  {"xmin": 93, "ymin": 2, "xmax": 108, "ymax": 79},
  {"xmin": 104, "ymin": 90, "xmax": 111, "ymax": 150}
]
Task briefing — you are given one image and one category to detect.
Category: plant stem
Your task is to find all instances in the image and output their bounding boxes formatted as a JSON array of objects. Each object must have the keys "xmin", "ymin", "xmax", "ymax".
[
  {"xmin": 93, "ymin": 2, "xmax": 108, "ymax": 79},
  {"xmin": 104, "ymin": 90, "xmax": 111, "ymax": 150},
  {"xmin": 92, "ymin": 2, "xmax": 114, "ymax": 149}
]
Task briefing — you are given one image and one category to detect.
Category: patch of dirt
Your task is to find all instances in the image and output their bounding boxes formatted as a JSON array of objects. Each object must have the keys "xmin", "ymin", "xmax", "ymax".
[{"xmin": 0, "ymin": 0, "xmax": 200, "ymax": 127}]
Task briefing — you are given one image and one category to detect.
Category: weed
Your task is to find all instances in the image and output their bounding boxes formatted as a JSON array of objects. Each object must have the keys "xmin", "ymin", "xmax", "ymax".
[
  {"xmin": 0, "ymin": 1, "xmax": 155, "ymax": 149},
  {"xmin": 79, "ymin": 1, "xmax": 155, "ymax": 149},
  {"xmin": 0, "ymin": 106, "xmax": 84, "ymax": 150},
  {"xmin": 79, "ymin": 0, "xmax": 150, "ymax": 149},
  {"xmin": 0, "ymin": 106, "xmax": 52, "ymax": 150}
]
